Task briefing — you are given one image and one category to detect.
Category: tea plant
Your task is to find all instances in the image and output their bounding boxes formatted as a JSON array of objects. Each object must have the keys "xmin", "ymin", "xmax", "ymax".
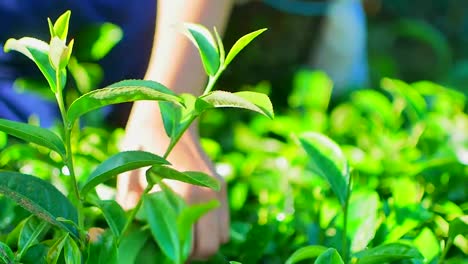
[
  {"xmin": 0, "ymin": 11, "xmax": 272, "ymax": 264},
  {"xmin": 196, "ymin": 71, "xmax": 468, "ymax": 263}
]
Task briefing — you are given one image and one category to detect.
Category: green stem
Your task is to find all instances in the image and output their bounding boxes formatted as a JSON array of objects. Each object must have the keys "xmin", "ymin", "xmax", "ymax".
[
  {"xmin": 342, "ymin": 172, "xmax": 352, "ymax": 264},
  {"xmin": 203, "ymin": 69, "xmax": 223, "ymax": 95},
  {"xmin": 119, "ymin": 74, "xmax": 214, "ymax": 243},
  {"xmin": 163, "ymin": 116, "xmax": 197, "ymax": 159},
  {"xmin": 438, "ymin": 238, "xmax": 453, "ymax": 264},
  {"xmin": 118, "ymin": 183, "xmax": 153, "ymax": 245},
  {"xmin": 55, "ymin": 71, "xmax": 83, "ymax": 229}
]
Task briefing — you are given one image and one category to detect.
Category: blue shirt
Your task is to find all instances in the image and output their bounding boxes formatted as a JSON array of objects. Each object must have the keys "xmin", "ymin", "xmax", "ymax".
[{"xmin": 0, "ymin": 0, "xmax": 156, "ymax": 126}]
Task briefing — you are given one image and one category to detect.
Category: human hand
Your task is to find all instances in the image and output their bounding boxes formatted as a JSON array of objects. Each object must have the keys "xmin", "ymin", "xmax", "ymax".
[{"xmin": 116, "ymin": 101, "xmax": 229, "ymax": 259}]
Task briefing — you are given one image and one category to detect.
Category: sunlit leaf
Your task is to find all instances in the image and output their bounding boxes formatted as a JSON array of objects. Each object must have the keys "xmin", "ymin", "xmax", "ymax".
[
  {"xmin": 202, "ymin": 91, "xmax": 274, "ymax": 119},
  {"xmin": 413, "ymin": 228, "xmax": 440, "ymax": 262},
  {"xmin": 224, "ymin": 28, "xmax": 267, "ymax": 68},
  {"xmin": 355, "ymin": 243, "xmax": 423, "ymax": 264},
  {"xmin": 449, "ymin": 216, "xmax": 468, "ymax": 240},
  {"xmin": 50, "ymin": 11, "xmax": 71, "ymax": 40},
  {"xmin": 381, "ymin": 78, "xmax": 427, "ymax": 122},
  {"xmin": 4, "ymin": 37, "xmax": 65, "ymax": 92},
  {"xmin": 213, "ymin": 27, "xmax": 225, "ymax": 66},
  {"xmin": 315, "ymin": 248, "xmax": 344, "ymax": 264},
  {"xmin": 285, "ymin": 245, "xmax": 328, "ymax": 264},
  {"xmin": 0, "ymin": 118, "xmax": 66, "ymax": 157},
  {"xmin": 80, "ymin": 150, "xmax": 169, "ymax": 196},
  {"xmin": 184, "ymin": 23, "xmax": 219, "ymax": 76},
  {"xmin": 289, "ymin": 70, "xmax": 332, "ymax": 110},
  {"xmin": 298, "ymin": 132, "xmax": 350, "ymax": 207},
  {"xmin": 75, "ymin": 23, "xmax": 123, "ymax": 61},
  {"xmin": 345, "ymin": 191, "xmax": 380, "ymax": 252},
  {"xmin": 147, "ymin": 165, "xmax": 220, "ymax": 191},
  {"xmin": 67, "ymin": 79, "xmax": 182, "ymax": 127},
  {"xmin": 143, "ymin": 192, "xmax": 180, "ymax": 263},
  {"xmin": 0, "ymin": 171, "xmax": 79, "ymax": 238}
]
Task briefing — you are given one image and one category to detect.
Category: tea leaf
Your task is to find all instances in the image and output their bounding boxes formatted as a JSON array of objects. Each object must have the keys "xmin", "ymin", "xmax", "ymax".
[
  {"xmin": 355, "ymin": 243, "xmax": 423, "ymax": 264},
  {"xmin": 202, "ymin": 91, "xmax": 274, "ymax": 119},
  {"xmin": 147, "ymin": 165, "xmax": 220, "ymax": 191},
  {"xmin": 298, "ymin": 132, "xmax": 350, "ymax": 207},
  {"xmin": 213, "ymin": 27, "xmax": 225, "ymax": 66},
  {"xmin": 224, "ymin": 28, "xmax": 267, "ymax": 68},
  {"xmin": 285, "ymin": 245, "xmax": 328, "ymax": 264},
  {"xmin": 0, "ymin": 171, "xmax": 79, "ymax": 238},
  {"xmin": 20, "ymin": 244, "xmax": 48, "ymax": 264},
  {"xmin": 177, "ymin": 200, "xmax": 220, "ymax": 255},
  {"xmin": 117, "ymin": 230, "xmax": 149, "ymax": 264},
  {"xmin": 80, "ymin": 150, "xmax": 169, "ymax": 196},
  {"xmin": 449, "ymin": 216, "xmax": 468, "ymax": 240},
  {"xmin": 381, "ymin": 78, "xmax": 427, "ymax": 122},
  {"xmin": 64, "ymin": 236, "xmax": 81, "ymax": 264},
  {"xmin": 346, "ymin": 191, "xmax": 380, "ymax": 252},
  {"xmin": 75, "ymin": 23, "xmax": 123, "ymax": 61},
  {"xmin": 87, "ymin": 230, "xmax": 118, "ymax": 264},
  {"xmin": 144, "ymin": 192, "xmax": 180, "ymax": 263},
  {"xmin": 51, "ymin": 11, "xmax": 71, "ymax": 40},
  {"xmin": 184, "ymin": 23, "xmax": 220, "ymax": 76},
  {"xmin": 67, "ymin": 79, "xmax": 183, "ymax": 127},
  {"xmin": 159, "ymin": 181, "xmax": 186, "ymax": 214},
  {"xmin": 0, "ymin": 118, "xmax": 66, "ymax": 158},
  {"xmin": 0, "ymin": 241, "xmax": 14, "ymax": 264},
  {"xmin": 94, "ymin": 200, "xmax": 127, "ymax": 238},
  {"xmin": 18, "ymin": 217, "xmax": 48, "ymax": 258},
  {"xmin": 4, "ymin": 37, "xmax": 65, "ymax": 92},
  {"xmin": 46, "ymin": 233, "xmax": 68, "ymax": 264},
  {"xmin": 159, "ymin": 94, "xmax": 210, "ymax": 138},
  {"xmin": 315, "ymin": 248, "xmax": 344, "ymax": 264}
]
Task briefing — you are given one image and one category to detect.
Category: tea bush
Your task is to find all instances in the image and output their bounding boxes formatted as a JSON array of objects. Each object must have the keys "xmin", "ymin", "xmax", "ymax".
[
  {"xmin": 196, "ymin": 71, "xmax": 468, "ymax": 263},
  {"xmin": 0, "ymin": 11, "xmax": 467, "ymax": 264},
  {"xmin": 0, "ymin": 11, "xmax": 272, "ymax": 264}
]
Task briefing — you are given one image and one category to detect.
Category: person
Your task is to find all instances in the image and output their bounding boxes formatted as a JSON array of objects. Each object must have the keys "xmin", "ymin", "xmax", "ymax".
[{"xmin": 0, "ymin": 0, "xmax": 232, "ymax": 259}]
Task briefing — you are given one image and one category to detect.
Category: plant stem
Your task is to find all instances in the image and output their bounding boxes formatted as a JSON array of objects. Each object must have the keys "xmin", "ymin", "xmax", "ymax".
[
  {"xmin": 203, "ymin": 69, "xmax": 223, "ymax": 95},
  {"xmin": 438, "ymin": 238, "xmax": 453, "ymax": 264},
  {"xmin": 118, "ymin": 183, "xmax": 153, "ymax": 245},
  {"xmin": 163, "ymin": 116, "xmax": 197, "ymax": 159},
  {"xmin": 342, "ymin": 172, "xmax": 353, "ymax": 264},
  {"xmin": 119, "ymin": 76, "xmax": 213, "ymax": 242},
  {"xmin": 55, "ymin": 71, "xmax": 83, "ymax": 229}
]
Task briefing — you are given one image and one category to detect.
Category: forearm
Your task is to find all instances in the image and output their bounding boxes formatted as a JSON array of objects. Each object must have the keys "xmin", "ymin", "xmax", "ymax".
[
  {"xmin": 125, "ymin": 0, "xmax": 233, "ymax": 163},
  {"xmin": 144, "ymin": 0, "xmax": 233, "ymax": 92}
]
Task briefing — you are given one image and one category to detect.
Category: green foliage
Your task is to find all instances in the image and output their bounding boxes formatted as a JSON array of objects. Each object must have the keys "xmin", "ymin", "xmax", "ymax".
[
  {"xmin": 0, "ymin": 119, "xmax": 66, "ymax": 158},
  {"xmin": 147, "ymin": 165, "xmax": 221, "ymax": 191},
  {"xmin": 67, "ymin": 80, "xmax": 183, "ymax": 127},
  {"xmin": 0, "ymin": 10, "xmax": 271, "ymax": 264},
  {"xmin": 196, "ymin": 70, "xmax": 467, "ymax": 263},
  {"xmin": 80, "ymin": 151, "xmax": 169, "ymax": 196},
  {"xmin": 0, "ymin": 172, "xmax": 78, "ymax": 238}
]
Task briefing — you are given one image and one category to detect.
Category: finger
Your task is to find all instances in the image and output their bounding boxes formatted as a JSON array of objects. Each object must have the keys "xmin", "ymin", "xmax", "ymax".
[{"xmin": 116, "ymin": 169, "xmax": 144, "ymax": 210}]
